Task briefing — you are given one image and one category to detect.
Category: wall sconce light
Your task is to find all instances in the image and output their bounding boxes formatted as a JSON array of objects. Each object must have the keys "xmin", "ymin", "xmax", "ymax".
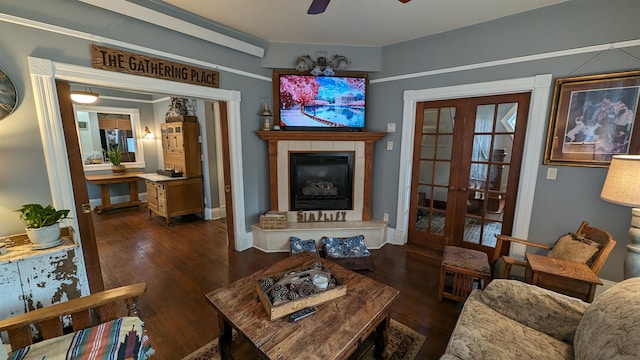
[
  {"xmin": 260, "ymin": 97, "xmax": 273, "ymax": 131},
  {"xmin": 70, "ymin": 87, "xmax": 99, "ymax": 104},
  {"xmin": 144, "ymin": 126, "xmax": 154, "ymax": 139},
  {"xmin": 295, "ymin": 51, "xmax": 349, "ymax": 76}
]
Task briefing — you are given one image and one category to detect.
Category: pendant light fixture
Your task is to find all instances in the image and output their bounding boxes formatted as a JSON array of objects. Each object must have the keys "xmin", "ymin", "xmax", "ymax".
[{"xmin": 70, "ymin": 87, "xmax": 99, "ymax": 104}]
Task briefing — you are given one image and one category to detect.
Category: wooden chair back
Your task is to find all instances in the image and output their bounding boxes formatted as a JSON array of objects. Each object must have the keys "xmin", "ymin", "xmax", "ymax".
[
  {"xmin": 0, "ymin": 282, "xmax": 146, "ymax": 350},
  {"xmin": 575, "ymin": 221, "xmax": 616, "ymax": 275}
]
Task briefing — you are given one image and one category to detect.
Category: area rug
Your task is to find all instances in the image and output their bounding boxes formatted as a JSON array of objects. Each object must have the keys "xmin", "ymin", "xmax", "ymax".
[{"xmin": 181, "ymin": 318, "xmax": 425, "ymax": 360}]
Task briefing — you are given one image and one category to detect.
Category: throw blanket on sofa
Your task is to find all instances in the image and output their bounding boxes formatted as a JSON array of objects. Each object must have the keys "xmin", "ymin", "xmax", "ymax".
[{"xmin": 9, "ymin": 317, "xmax": 154, "ymax": 360}]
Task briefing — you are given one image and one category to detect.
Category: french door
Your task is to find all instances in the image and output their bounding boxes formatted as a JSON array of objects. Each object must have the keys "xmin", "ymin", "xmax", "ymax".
[{"xmin": 408, "ymin": 93, "xmax": 531, "ymax": 258}]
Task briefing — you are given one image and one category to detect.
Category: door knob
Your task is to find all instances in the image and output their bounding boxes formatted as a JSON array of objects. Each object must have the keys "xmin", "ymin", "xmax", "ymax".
[
  {"xmin": 224, "ymin": 185, "xmax": 231, "ymax": 192},
  {"xmin": 459, "ymin": 187, "xmax": 467, "ymax": 192}
]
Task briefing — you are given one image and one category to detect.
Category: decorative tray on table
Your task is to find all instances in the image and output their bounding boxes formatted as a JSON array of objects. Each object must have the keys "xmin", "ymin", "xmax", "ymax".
[{"xmin": 256, "ymin": 261, "xmax": 346, "ymax": 320}]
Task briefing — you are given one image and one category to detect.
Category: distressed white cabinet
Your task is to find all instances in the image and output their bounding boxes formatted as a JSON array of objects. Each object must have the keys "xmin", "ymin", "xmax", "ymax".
[
  {"xmin": 0, "ymin": 263, "xmax": 23, "ymax": 320},
  {"xmin": 0, "ymin": 228, "xmax": 88, "ymax": 326}
]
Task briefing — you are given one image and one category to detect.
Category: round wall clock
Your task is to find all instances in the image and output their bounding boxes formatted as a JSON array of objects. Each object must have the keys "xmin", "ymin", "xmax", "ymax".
[{"xmin": 0, "ymin": 67, "xmax": 18, "ymax": 120}]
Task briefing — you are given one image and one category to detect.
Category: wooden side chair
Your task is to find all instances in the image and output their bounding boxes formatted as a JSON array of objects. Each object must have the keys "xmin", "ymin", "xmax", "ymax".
[
  {"xmin": 0, "ymin": 282, "xmax": 153, "ymax": 359},
  {"xmin": 492, "ymin": 221, "xmax": 616, "ymax": 302}
]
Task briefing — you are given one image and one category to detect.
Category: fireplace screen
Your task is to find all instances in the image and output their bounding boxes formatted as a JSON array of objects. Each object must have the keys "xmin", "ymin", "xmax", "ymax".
[{"xmin": 290, "ymin": 152, "xmax": 354, "ymax": 211}]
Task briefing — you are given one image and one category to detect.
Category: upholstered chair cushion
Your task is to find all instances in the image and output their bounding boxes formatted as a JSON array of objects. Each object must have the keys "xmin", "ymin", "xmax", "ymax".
[
  {"xmin": 574, "ymin": 277, "xmax": 640, "ymax": 359},
  {"xmin": 320, "ymin": 235, "xmax": 371, "ymax": 258},
  {"xmin": 548, "ymin": 233, "xmax": 601, "ymax": 265},
  {"xmin": 479, "ymin": 279, "xmax": 589, "ymax": 342},
  {"xmin": 289, "ymin": 237, "xmax": 318, "ymax": 255},
  {"xmin": 443, "ymin": 290, "xmax": 574, "ymax": 359}
]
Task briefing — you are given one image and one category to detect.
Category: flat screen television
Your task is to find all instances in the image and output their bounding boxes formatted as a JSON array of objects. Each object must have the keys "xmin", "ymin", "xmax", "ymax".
[{"xmin": 273, "ymin": 70, "xmax": 368, "ymax": 131}]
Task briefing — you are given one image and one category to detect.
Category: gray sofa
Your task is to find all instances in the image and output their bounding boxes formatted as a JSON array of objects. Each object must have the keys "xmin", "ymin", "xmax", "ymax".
[{"xmin": 441, "ymin": 278, "xmax": 640, "ymax": 359}]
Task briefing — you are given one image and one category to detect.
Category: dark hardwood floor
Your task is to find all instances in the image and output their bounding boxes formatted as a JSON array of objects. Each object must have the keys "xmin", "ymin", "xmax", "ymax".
[{"xmin": 92, "ymin": 207, "xmax": 462, "ymax": 359}]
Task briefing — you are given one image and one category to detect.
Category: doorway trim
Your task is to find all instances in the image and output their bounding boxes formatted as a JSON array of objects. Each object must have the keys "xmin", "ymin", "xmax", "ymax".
[
  {"xmin": 395, "ymin": 74, "xmax": 553, "ymax": 257},
  {"xmin": 27, "ymin": 57, "xmax": 251, "ymax": 255}
]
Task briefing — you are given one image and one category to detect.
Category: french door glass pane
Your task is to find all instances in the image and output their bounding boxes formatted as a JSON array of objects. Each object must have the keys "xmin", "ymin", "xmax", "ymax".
[
  {"xmin": 421, "ymin": 135, "xmax": 436, "ymax": 158},
  {"xmin": 475, "ymin": 105, "xmax": 496, "ymax": 133},
  {"xmin": 496, "ymin": 103, "xmax": 518, "ymax": 132},
  {"xmin": 436, "ymin": 135, "xmax": 453, "ymax": 160},
  {"xmin": 418, "ymin": 160, "xmax": 434, "ymax": 183},
  {"xmin": 494, "ymin": 135, "xmax": 513, "ymax": 162},
  {"xmin": 433, "ymin": 162, "xmax": 450, "ymax": 186},
  {"xmin": 423, "ymin": 109, "xmax": 438, "ymax": 132},
  {"xmin": 430, "ymin": 211, "xmax": 446, "ymax": 235},
  {"xmin": 439, "ymin": 108, "xmax": 455, "ymax": 133}
]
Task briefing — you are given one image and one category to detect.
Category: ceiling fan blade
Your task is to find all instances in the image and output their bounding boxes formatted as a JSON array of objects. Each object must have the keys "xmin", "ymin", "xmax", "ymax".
[{"xmin": 308, "ymin": 0, "xmax": 330, "ymax": 15}]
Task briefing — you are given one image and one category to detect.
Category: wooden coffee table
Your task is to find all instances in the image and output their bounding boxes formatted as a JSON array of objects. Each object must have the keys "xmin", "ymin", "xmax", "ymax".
[
  {"xmin": 206, "ymin": 252, "xmax": 399, "ymax": 360},
  {"xmin": 526, "ymin": 253, "xmax": 603, "ymax": 302}
]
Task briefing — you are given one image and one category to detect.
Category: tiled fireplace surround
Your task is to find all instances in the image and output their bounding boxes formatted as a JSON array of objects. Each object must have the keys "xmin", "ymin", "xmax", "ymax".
[{"xmin": 252, "ymin": 131, "xmax": 388, "ymax": 252}]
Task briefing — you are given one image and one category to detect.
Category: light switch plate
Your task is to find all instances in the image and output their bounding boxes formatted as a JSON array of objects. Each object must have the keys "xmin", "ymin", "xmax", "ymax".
[
  {"xmin": 387, "ymin": 123, "xmax": 396, "ymax": 132},
  {"xmin": 386, "ymin": 141, "xmax": 393, "ymax": 151},
  {"xmin": 546, "ymin": 167, "xmax": 557, "ymax": 180}
]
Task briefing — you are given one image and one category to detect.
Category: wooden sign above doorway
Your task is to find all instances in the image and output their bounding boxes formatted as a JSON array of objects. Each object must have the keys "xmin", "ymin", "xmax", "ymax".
[{"xmin": 90, "ymin": 44, "xmax": 219, "ymax": 88}]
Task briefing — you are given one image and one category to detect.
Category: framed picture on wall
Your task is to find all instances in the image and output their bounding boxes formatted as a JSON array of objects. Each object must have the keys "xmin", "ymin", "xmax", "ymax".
[{"xmin": 544, "ymin": 70, "xmax": 640, "ymax": 167}]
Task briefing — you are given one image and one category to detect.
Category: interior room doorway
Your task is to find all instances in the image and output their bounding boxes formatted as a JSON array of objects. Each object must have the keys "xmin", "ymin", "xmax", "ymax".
[
  {"xmin": 29, "ymin": 57, "xmax": 244, "ymax": 292},
  {"xmin": 407, "ymin": 93, "xmax": 531, "ymax": 259},
  {"xmin": 394, "ymin": 75, "xmax": 553, "ymax": 262}
]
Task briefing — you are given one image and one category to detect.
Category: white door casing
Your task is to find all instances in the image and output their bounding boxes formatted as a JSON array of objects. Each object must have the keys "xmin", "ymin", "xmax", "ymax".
[
  {"xmin": 395, "ymin": 74, "xmax": 553, "ymax": 259},
  {"xmin": 27, "ymin": 57, "xmax": 252, "ymax": 259}
]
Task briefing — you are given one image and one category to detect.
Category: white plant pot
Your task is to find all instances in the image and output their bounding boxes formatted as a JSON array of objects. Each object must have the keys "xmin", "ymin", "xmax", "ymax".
[{"xmin": 26, "ymin": 223, "xmax": 61, "ymax": 245}]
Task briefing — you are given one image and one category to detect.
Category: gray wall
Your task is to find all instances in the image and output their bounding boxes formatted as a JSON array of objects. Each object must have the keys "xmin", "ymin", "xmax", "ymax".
[
  {"xmin": 0, "ymin": 0, "xmax": 272, "ymax": 235},
  {"xmin": 1, "ymin": 0, "xmax": 639, "ymax": 282},
  {"xmin": 370, "ymin": 0, "xmax": 640, "ymax": 282}
]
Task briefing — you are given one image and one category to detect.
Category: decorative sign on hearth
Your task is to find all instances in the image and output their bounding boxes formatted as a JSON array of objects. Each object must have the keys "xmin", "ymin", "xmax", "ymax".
[
  {"xmin": 90, "ymin": 44, "xmax": 219, "ymax": 88},
  {"xmin": 297, "ymin": 210, "xmax": 347, "ymax": 223}
]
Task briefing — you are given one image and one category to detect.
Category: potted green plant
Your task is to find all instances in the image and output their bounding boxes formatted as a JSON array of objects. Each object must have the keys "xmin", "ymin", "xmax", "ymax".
[
  {"xmin": 16, "ymin": 204, "xmax": 70, "ymax": 246},
  {"xmin": 103, "ymin": 147, "xmax": 125, "ymax": 173}
]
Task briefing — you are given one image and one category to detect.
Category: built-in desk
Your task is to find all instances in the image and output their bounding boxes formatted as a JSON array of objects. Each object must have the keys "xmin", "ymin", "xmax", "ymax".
[{"xmin": 85, "ymin": 172, "xmax": 144, "ymax": 213}]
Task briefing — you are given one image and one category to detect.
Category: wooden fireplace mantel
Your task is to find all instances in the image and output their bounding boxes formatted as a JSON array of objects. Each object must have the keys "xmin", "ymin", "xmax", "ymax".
[
  {"xmin": 256, "ymin": 131, "xmax": 387, "ymax": 142},
  {"xmin": 257, "ymin": 131, "xmax": 387, "ymax": 220}
]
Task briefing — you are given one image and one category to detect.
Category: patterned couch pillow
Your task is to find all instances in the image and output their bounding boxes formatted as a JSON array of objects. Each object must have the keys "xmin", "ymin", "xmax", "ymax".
[
  {"xmin": 321, "ymin": 235, "xmax": 371, "ymax": 258},
  {"xmin": 289, "ymin": 237, "xmax": 318, "ymax": 255}
]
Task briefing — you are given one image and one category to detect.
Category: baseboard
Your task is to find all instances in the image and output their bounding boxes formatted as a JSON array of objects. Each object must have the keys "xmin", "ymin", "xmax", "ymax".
[{"xmin": 90, "ymin": 194, "xmax": 144, "ymax": 209}]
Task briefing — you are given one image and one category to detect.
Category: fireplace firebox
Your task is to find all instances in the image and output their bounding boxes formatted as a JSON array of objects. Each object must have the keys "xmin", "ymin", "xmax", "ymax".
[{"xmin": 289, "ymin": 152, "xmax": 354, "ymax": 211}]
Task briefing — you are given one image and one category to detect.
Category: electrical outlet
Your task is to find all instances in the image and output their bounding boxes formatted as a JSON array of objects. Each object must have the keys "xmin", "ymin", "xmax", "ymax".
[
  {"xmin": 383, "ymin": 212, "xmax": 389, "ymax": 221},
  {"xmin": 546, "ymin": 167, "xmax": 557, "ymax": 180},
  {"xmin": 387, "ymin": 123, "xmax": 396, "ymax": 132},
  {"xmin": 386, "ymin": 141, "xmax": 393, "ymax": 151}
]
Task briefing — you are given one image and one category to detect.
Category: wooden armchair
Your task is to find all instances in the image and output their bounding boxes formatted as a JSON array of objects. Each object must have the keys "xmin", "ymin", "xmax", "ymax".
[
  {"xmin": 492, "ymin": 221, "xmax": 616, "ymax": 301},
  {"xmin": 0, "ymin": 282, "xmax": 151, "ymax": 358}
]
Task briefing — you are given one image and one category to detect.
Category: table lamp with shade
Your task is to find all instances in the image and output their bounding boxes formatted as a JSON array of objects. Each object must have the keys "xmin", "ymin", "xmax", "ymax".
[{"xmin": 600, "ymin": 154, "xmax": 640, "ymax": 279}]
